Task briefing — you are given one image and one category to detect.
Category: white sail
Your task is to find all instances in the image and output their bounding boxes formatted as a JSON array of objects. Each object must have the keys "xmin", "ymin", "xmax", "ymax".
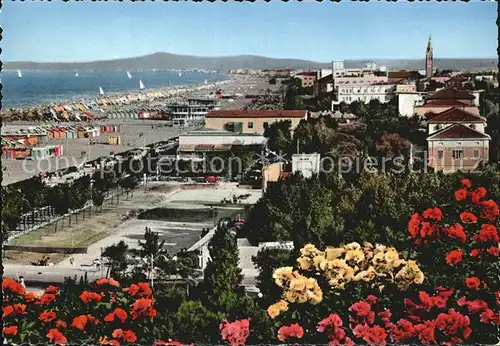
[
  {"xmin": 17, "ymin": 70, "xmax": 22, "ymax": 78},
  {"xmin": 204, "ymin": 80, "xmax": 208, "ymax": 84},
  {"xmin": 178, "ymin": 71, "xmax": 182, "ymax": 77},
  {"xmin": 75, "ymin": 72, "xmax": 79, "ymax": 77},
  {"xmin": 127, "ymin": 71, "xmax": 132, "ymax": 79},
  {"xmin": 99, "ymin": 87, "xmax": 104, "ymax": 96},
  {"xmin": 139, "ymin": 80, "xmax": 145, "ymax": 90}
]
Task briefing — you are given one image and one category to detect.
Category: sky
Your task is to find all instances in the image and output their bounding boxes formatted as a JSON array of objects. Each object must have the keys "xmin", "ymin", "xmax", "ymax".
[{"xmin": 2, "ymin": 1, "xmax": 497, "ymax": 63}]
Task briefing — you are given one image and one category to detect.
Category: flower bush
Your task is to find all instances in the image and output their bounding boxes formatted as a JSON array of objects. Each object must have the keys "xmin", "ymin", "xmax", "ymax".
[{"xmin": 2, "ymin": 277, "xmax": 182, "ymax": 345}]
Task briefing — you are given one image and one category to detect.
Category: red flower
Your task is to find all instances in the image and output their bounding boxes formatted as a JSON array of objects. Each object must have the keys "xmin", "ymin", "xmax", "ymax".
[
  {"xmin": 278, "ymin": 323, "xmax": 304, "ymax": 341},
  {"xmin": 435, "ymin": 309, "xmax": 472, "ymax": 341},
  {"xmin": 219, "ymin": 319, "xmax": 250, "ymax": 346},
  {"xmin": 2, "ymin": 278, "xmax": 26, "ymax": 295},
  {"xmin": 422, "ymin": 207, "xmax": 443, "ymax": 221},
  {"xmin": 3, "ymin": 325, "xmax": 18, "ymax": 336},
  {"xmin": 414, "ymin": 320, "xmax": 436, "ymax": 344},
  {"xmin": 47, "ymin": 328, "xmax": 67, "ymax": 345},
  {"xmin": 496, "ymin": 291, "xmax": 500, "ymax": 306},
  {"xmin": 99, "ymin": 337, "xmax": 121, "ymax": 346},
  {"xmin": 317, "ymin": 313, "xmax": 344, "ymax": 333},
  {"xmin": 408, "ymin": 213, "xmax": 420, "ymax": 238},
  {"xmin": 36, "ymin": 293, "xmax": 57, "ymax": 305},
  {"xmin": 364, "ymin": 325, "xmax": 387, "ymax": 346},
  {"xmin": 465, "ymin": 277, "xmax": 481, "ymax": 290},
  {"xmin": 471, "ymin": 187, "xmax": 487, "ymax": 204},
  {"xmin": 378, "ymin": 309, "xmax": 392, "ymax": 325},
  {"xmin": 95, "ymin": 278, "xmax": 120, "ymax": 287},
  {"xmin": 55, "ymin": 320, "xmax": 67, "ymax": 329},
  {"xmin": 44, "ymin": 285, "xmax": 59, "ymax": 294},
  {"xmin": 447, "ymin": 223, "xmax": 467, "ymax": 243},
  {"xmin": 39, "ymin": 310, "xmax": 57, "ymax": 323},
  {"xmin": 468, "ymin": 299, "xmax": 489, "ymax": 313},
  {"xmin": 104, "ymin": 312, "xmax": 115, "ymax": 322},
  {"xmin": 112, "ymin": 329, "xmax": 124, "ymax": 339},
  {"xmin": 445, "ymin": 250, "xmax": 463, "ymax": 266},
  {"xmin": 71, "ymin": 315, "xmax": 89, "ymax": 330},
  {"xmin": 460, "ymin": 211, "xmax": 478, "ymax": 224},
  {"xmin": 2, "ymin": 305, "xmax": 14, "ymax": 318},
  {"xmin": 24, "ymin": 291, "xmax": 38, "ymax": 302},
  {"xmin": 130, "ymin": 298, "xmax": 155, "ymax": 319},
  {"xmin": 454, "ymin": 188, "xmax": 468, "ymax": 201},
  {"xmin": 350, "ymin": 301, "xmax": 372, "ymax": 317},
  {"xmin": 123, "ymin": 282, "xmax": 153, "ymax": 298},
  {"xmin": 487, "ymin": 246, "xmax": 499, "ymax": 256},
  {"xmin": 114, "ymin": 308, "xmax": 128, "ymax": 322},
  {"xmin": 470, "ymin": 249, "xmax": 483, "ymax": 258},
  {"xmin": 474, "ymin": 224, "xmax": 499, "ymax": 243},
  {"xmin": 122, "ymin": 330, "xmax": 137, "ymax": 343},
  {"xmin": 390, "ymin": 319, "xmax": 415, "ymax": 343},
  {"xmin": 79, "ymin": 291, "xmax": 103, "ymax": 304},
  {"xmin": 461, "ymin": 179, "xmax": 472, "ymax": 189},
  {"xmin": 479, "ymin": 200, "xmax": 499, "ymax": 222},
  {"xmin": 365, "ymin": 295, "xmax": 378, "ymax": 304},
  {"xmin": 480, "ymin": 309, "xmax": 500, "ymax": 325}
]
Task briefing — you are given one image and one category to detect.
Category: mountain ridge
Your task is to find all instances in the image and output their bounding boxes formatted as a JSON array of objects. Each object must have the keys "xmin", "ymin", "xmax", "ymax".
[{"xmin": 4, "ymin": 52, "xmax": 498, "ymax": 71}]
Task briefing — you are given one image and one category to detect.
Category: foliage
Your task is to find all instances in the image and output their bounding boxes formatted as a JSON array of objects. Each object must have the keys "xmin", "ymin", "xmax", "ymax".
[
  {"xmin": 101, "ymin": 240, "xmax": 130, "ymax": 280},
  {"xmin": 263, "ymin": 120, "xmax": 292, "ymax": 154}
]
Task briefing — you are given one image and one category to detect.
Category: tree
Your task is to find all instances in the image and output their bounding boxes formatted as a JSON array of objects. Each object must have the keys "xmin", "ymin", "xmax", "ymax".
[
  {"xmin": 264, "ymin": 120, "xmax": 292, "ymax": 153},
  {"xmin": 174, "ymin": 300, "xmax": 222, "ymax": 343},
  {"xmin": 67, "ymin": 176, "xmax": 91, "ymax": 224},
  {"xmin": 376, "ymin": 133, "xmax": 411, "ymax": 157},
  {"xmin": 47, "ymin": 183, "xmax": 70, "ymax": 230},
  {"xmin": 101, "ymin": 240, "xmax": 129, "ymax": 279},
  {"xmin": 203, "ymin": 225, "xmax": 244, "ymax": 308},
  {"xmin": 19, "ymin": 176, "xmax": 48, "ymax": 229},
  {"xmin": 1, "ymin": 188, "xmax": 28, "ymax": 242}
]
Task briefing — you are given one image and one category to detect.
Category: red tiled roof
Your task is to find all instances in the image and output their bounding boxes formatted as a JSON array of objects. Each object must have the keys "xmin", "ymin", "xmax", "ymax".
[
  {"xmin": 419, "ymin": 99, "xmax": 469, "ymax": 107},
  {"xmin": 428, "ymin": 124, "xmax": 490, "ymax": 140},
  {"xmin": 297, "ymin": 72, "xmax": 317, "ymax": 77},
  {"xmin": 427, "ymin": 108, "xmax": 485, "ymax": 123},
  {"xmin": 207, "ymin": 110, "xmax": 307, "ymax": 118},
  {"xmin": 427, "ymin": 87, "xmax": 475, "ymax": 100},
  {"xmin": 388, "ymin": 71, "xmax": 420, "ymax": 79}
]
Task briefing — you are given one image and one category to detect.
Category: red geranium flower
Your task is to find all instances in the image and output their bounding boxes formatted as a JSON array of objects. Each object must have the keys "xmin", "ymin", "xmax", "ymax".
[
  {"xmin": 365, "ymin": 295, "xmax": 378, "ymax": 304},
  {"xmin": 39, "ymin": 310, "xmax": 57, "ymax": 323},
  {"xmin": 480, "ymin": 309, "xmax": 500, "ymax": 325},
  {"xmin": 3, "ymin": 325, "xmax": 18, "ymax": 336},
  {"xmin": 408, "ymin": 213, "xmax": 420, "ymax": 238},
  {"xmin": 471, "ymin": 187, "xmax": 487, "ymax": 204},
  {"xmin": 80, "ymin": 291, "xmax": 103, "ymax": 304},
  {"xmin": 99, "ymin": 337, "xmax": 121, "ymax": 346},
  {"xmin": 2, "ymin": 305, "xmax": 14, "ymax": 318},
  {"xmin": 95, "ymin": 278, "xmax": 120, "ymax": 288},
  {"xmin": 445, "ymin": 250, "xmax": 463, "ymax": 266},
  {"xmin": 112, "ymin": 329, "xmax": 124, "ymax": 339},
  {"xmin": 454, "ymin": 189, "xmax": 468, "ymax": 201},
  {"xmin": 390, "ymin": 319, "xmax": 415, "ymax": 343},
  {"xmin": 447, "ymin": 224, "xmax": 467, "ymax": 243},
  {"xmin": 414, "ymin": 320, "xmax": 436, "ymax": 344},
  {"xmin": 2, "ymin": 278, "xmax": 26, "ymax": 295},
  {"xmin": 71, "ymin": 315, "xmax": 89, "ymax": 330},
  {"xmin": 278, "ymin": 323, "xmax": 304, "ymax": 341},
  {"xmin": 122, "ymin": 330, "xmax": 137, "ymax": 343},
  {"xmin": 470, "ymin": 249, "xmax": 483, "ymax": 258},
  {"xmin": 36, "ymin": 293, "xmax": 57, "ymax": 305},
  {"xmin": 364, "ymin": 325, "xmax": 387, "ymax": 346},
  {"xmin": 104, "ymin": 312, "xmax": 115, "ymax": 322},
  {"xmin": 47, "ymin": 328, "xmax": 67, "ymax": 345},
  {"xmin": 123, "ymin": 282, "xmax": 153, "ymax": 298},
  {"xmin": 219, "ymin": 318, "xmax": 250, "ymax": 346},
  {"xmin": 422, "ymin": 207, "xmax": 443, "ymax": 221},
  {"xmin": 474, "ymin": 224, "xmax": 499, "ymax": 243},
  {"xmin": 460, "ymin": 211, "xmax": 478, "ymax": 224},
  {"xmin": 487, "ymin": 246, "xmax": 499, "ymax": 256},
  {"xmin": 461, "ymin": 179, "xmax": 472, "ymax": 189},
  {"xmin": 114, "ymin": 308, "xmax": 128, "ymax": 322},
  {"xmin": 44, "ymin": 285, "xmax": 59, "ymax": 294},
  {"xmin": 465, "ymin": 277, "xmax": 481, "ymax": 290},
  {"xmin": 378, "ymin": 309, "xmax": 392, "ymax": 324},
  {"xmin": 55, "ymin": 320, "xmax": 67, "ymax": 329},
  {"xmin": 130, "ymin": 298, "xmax": 155, "ymax": 319},
  {"xmin": 479, "ymin": 200, "xmax": 499, "ymax": 222},
  {"xmin": 24, "ymin": 291, "xmax": 38, "ymax": 302}
]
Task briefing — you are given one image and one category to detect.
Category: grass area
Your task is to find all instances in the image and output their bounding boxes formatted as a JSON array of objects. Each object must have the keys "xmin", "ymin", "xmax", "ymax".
[{"xmin": 138, "ymin": 207, "xmax": 242, "ymax": 223}]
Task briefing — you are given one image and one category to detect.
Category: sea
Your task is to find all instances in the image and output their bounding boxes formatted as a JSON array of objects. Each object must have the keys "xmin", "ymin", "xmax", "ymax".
[{"xmin": 1, "ymin": 70, "xmax": 227, "ymax": 108}]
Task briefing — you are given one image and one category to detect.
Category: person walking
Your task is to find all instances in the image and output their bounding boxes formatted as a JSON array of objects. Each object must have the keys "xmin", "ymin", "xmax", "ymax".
[{"xmin": 19, "ymin": 276, "xmax": 26, "ymax": 289}]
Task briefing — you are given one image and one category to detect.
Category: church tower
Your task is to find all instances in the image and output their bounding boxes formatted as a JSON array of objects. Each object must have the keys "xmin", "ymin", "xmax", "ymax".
[{"xmin": 425, "ymin": 35, "xmax": 433, "ymax": 78}]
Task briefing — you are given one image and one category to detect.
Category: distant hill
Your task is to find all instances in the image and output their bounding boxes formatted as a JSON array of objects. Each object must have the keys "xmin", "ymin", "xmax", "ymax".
[{"xmin": 3, "ymin": 52, "xmax": 498, "ymax": 71}]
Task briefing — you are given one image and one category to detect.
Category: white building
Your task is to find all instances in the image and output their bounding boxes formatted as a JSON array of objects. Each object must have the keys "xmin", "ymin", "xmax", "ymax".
[
  {"xmin": 292, "ymin": 153, "xmax": 321, "ymax": 178},
  {"xmin": 332, "ymin": 83, "xmax": 396, "ymax": 107},
  {"xmin": 397, "ymin": 92, "xmax": 427, "ymax": 117}
]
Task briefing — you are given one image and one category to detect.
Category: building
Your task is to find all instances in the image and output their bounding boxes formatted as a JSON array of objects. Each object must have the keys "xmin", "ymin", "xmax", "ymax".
[
  {"xmin": 205, "ymin": 110, "xmax": 308, "ymax": 135},
  {"xmin": 388, "ymin": 71, "xmax": 422, "ymax": 83},
  {"xmin": 292, "ymin": 153, "xmax": 321, "ymax": 178},
  {"xmin": 177, "ymin": 128, "xmax": 267, "ymax": 160},
  {"xmin": 397, "ymin": 92, "xmax": 427, "ymax": 117},
  {"xmin": 313, "ymin": 74, "xmax": 334, "ymax": 96},
  {"xmin": 333, "ymin": 82, "xmax": 396, "ymax": 106},
  {"xmin": 262, "ymin": 163, "xmax": 282, "ymax": 192},
  {"xmin": 427, "ymin": 108, "xmax": 490, "ymax": 173},
  {"xmin": 425, "ymin": 35, "xmax": 433, "ymax": 78},
  {"xmin": 166, "ymin": 98, "xmax": 220, "ymax": 124},
  {"xmin": 414, "ymin": 87, "xmax": 481, "ymax": 117},
  {"xmin": 295, "ymin": 71, "xmax": 317, "ymax": 88}
]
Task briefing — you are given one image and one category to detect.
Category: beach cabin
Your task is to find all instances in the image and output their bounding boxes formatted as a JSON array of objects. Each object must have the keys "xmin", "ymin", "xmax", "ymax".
[
  {"xmin": 87, "ymin": 126, "xmax": 100, "ymax": 137},
  {"xmin": 48, "ymin": 128, "xmax": 55, "ymax": 139},
  {"xmin": 67, "ymin": 127, "xmax": 77, "ymax": 139},
  {"xmin": 31, "ymin": 147, "xmax": 49, "ymax": 160},
  {"xmin": 77, "ymin": 127, "xmax": 86, "ymax": 138}
]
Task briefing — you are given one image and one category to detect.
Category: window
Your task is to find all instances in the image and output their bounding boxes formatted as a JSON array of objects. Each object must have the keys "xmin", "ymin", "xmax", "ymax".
[
  {"xmin": 452, "ymin": 150, "xmax": 464, "ymax": 160},
  {"xmin": 248, "ymin": 121, "xmax": 254, "ymax": 129},
  {"xmin": 473, "ymin": 149, "xmax": 480, "ymax": 159},
  {"xmin": 470, "ymin": 124, "xmax": 476, "ymax": 130},
  {"xmin": 263, "ymin": 122, "xmax": 269, "ymax": 129},
  {"xmin": 437, "ymin": 150, "xmax": 444, "ymax": 159},
  {"xmin": 435, "ymin": 125, "xmax": 441, "ymax": 131}
]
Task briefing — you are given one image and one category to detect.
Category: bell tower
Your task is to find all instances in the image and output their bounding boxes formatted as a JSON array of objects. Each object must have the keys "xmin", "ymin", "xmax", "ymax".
[{"xmin": 425, "ymin": 35, "xmax": 433, "ymax": 78}]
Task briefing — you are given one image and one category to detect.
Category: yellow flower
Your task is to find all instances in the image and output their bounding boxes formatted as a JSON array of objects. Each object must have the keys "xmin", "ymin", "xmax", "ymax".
[
  {"xmin": 345, "ymin": 249, "xmax": 365, "ymax": 264},
  {"xmin": 312, "ymin": 255, "xmax": 325, "ymax": 270},
  {"xmin": 374, "ymin": 244, "xmax": 387, "ymax": 254},
  {"xmin": 363, "ymin": 242, "xmax": 374, "ymax": 250},
  {"xmin": 344, "ymin": 242, "xmax": 361, "ymax": 251},
  {"xmin": 372, "ymin": 252, "xmax": 386, "ymax": 268},
  {"xmin": 325, "ymin": 247, "xmax": 345, "ymax": 260},
  {"xmin": 297, "ymin": 257, "xmax": 312, "ymax": 271},
  {"xmin": 283, "ymin": 290, "xmax": 300, "ymax": 303},
  {"xmin": 300, "ymin": 244, "xmax": 323, "ymax": 257},
  {"xmin": 289, "ymin": 277, "xmax": 307, "ymax": 292},
  {"xmin": 394, "ymin": 260, "xmax": 424, "ymax": 289},
  {"xmin": 267, "ymin": 300, "xmax": 289, "ymax": 319},
  {"xmin": 353, "ymin": 266, "xmax": 377, "ymax": 282},
  {"xmin": 384, "ymin": 249, "xmax": 400, "ymax": 267},
  {"xmin": 273, "ymin": 267, "xmax": 294, "ymax": 287}
]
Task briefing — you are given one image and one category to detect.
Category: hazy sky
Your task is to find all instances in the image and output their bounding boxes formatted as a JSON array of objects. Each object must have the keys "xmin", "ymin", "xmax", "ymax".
[{"xmin": 2, "ymin": 1, "xmax": 497, "ymax": 62}]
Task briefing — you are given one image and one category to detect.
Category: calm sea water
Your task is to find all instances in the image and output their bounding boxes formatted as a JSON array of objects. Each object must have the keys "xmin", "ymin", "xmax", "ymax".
[{"xmin": 1, "ymin": 70, "xmax": 226, "ymax": 108}]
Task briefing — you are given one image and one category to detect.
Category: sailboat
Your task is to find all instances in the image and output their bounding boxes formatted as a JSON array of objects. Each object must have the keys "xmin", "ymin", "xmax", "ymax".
[
  {"xmin": 17, "ymin": 70, "xmax": 22, "ymax": 79},
  {"xmin": 127, "ymin": 71, "xmax": 132, "ymax": 79},
  {"xmin": 99, "ymin": 87, "xmax": 104, "ymax": 96},
  {"xmin": 178, "ymin": 71, "xmax": 182, "ymax": 77},
  {"xmin": 75, "ymin": 72, "xmax": 79, "ymax": 77},
  {"xmin": 139, "ymin": 80, "xmax": 145, "ymax": 90},
  {"xmin": 204, "ymin": 80, "xmax": 208, "ymax": 84}
]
